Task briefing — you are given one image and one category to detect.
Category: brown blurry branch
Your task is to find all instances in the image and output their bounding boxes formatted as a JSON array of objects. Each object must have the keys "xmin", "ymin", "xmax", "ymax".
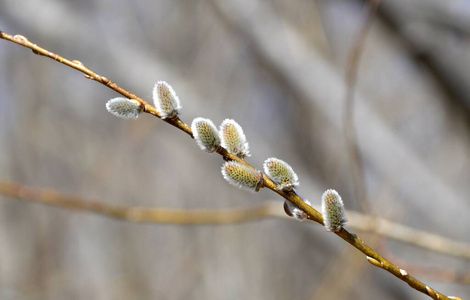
[
  {"xmin": 0, "ymin": 181, "xmax": 280, "ymax": 224},
  {"xmin": 0, "ymin": 31, "xmax": 457, "ymax": 299},
  {"xmin": 2, "ymin": 180, "xmax": 469, "ymax": 261},
  {"xmin": 343, "ymin": 0, "xmax": 380, "ymax": 214}
]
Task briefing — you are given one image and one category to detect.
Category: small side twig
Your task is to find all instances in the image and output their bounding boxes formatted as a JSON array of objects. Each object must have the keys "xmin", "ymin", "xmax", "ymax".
[{"xmin": 0, "ymin": 31, "xmax": 456, "ymax": 299}]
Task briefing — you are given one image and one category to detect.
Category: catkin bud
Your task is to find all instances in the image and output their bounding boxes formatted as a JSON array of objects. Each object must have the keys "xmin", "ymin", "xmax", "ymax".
[
  {"xmin": 321, "ymin": 189, "xmax": 347, "ymax": 232},
  {"xmin": 191, "ymin": 118, "xmax": 221, "ymax": 152},
  {"xmin": 220, "ymin": 119, "xmax": 250, "ymax": 158},
  {"xmin": 221, "ymin": 161, "xmax": 263, "ymax": 192},
  {"xmin": 263, "ymin": 158, "xmax": 299, "ymax": 191},
  {"xmin": 152, "ymin": 81, "xmax": 181, "ymax": 119},
  {"xmin": 284, "ymin": 199, "xmax": 311, "ymax": 221},
  {"xmin": 106, "ymin": 97, "xmax": 142, "ymax": 119}
]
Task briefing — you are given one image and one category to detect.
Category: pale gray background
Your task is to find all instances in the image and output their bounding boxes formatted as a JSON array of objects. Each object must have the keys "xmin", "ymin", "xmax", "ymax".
[{"xmin": 0, "ymin": 0, "xmax": 469, "ymax": 299}]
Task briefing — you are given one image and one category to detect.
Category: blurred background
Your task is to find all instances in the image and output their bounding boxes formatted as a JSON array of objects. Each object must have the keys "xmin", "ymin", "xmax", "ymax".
[{"xmin": 1, "ymin": 0, "xmax": 469, "ymax": 299}]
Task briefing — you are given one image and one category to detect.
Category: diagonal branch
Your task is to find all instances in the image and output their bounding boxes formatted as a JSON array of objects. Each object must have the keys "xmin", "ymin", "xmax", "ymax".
[{"xmin": 0, "ymin": 31, "xmax": 458, "ymax": 300}]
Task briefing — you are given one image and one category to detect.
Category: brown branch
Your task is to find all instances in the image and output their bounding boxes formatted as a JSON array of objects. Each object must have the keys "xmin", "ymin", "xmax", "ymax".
[
  {"xmin": 343, "ymin": 0, "xmax": 381, "ymax": 214},
  {"xmin": 4, "ymin": 179, "xmax": 470, "ymax": 287},
  {"xmin": 0, "ymin": 30, "xmax": 457, "ymax": 299},
  {"xmin": 0, "ymin": 181, "xmax": 278, "ymax": 224},
  {"xmin": 1, "ymin": 180, "xmax": 469, "ymax": 260},
  {"xmin": 0, "ymin": 180, "xmax": 468, "ymax": 260}
]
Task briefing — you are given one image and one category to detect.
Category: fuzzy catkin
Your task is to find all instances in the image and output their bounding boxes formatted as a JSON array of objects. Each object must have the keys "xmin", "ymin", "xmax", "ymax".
[
  {"xmin": 220, "ymin": 119, "xmax": 250, "ymax": 158},
  {"xmin": 221, "ymin": 161, "xmax": 262, "ymax": 192},
  {"xmin": 106, "ymin": 97, "xmax": 142, "ymax": 119},
  {"xmin": 321, "ymin": 189, "xmax": 347, "ymax": 232},
  {"xmin": 153, "ymin": 81, "xmax": 181, "ymax": 119},
  {"xmin": 191, "ymin": 118, "xmax": 220, "ymax": 152},
  {"xmin": 263, "ymin": 158, "xmax": 299, "ymax": 191}
]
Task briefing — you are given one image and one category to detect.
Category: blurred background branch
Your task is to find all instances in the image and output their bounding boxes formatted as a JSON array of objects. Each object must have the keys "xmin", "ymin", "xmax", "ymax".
[
  {"xmin": 1, "ymin": 180, "xmax": 469, "ymax": 260},
  {"xmin": 343, "ymin": 0, "xmax": 380, "ymax": 214}
]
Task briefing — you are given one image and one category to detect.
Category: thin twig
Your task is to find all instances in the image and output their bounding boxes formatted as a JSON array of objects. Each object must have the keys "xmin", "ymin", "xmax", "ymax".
[
  {"xmin": 0, "ymin": 31, "xmax": 456, "ymax": 299},
  {"xmin": 0, "ymin": 181, "xmax": 277, "ymax": 224},
  {"xmin": 0, "ymin": 180, "xmax": 469, "ymax": 260},
  {"xmin": 343, "ymin": 0, "xmax": 381, "ymax": 214},
  {"xmin": 3, "ymin": 180, "xmax": 470, "ymax": 287}
]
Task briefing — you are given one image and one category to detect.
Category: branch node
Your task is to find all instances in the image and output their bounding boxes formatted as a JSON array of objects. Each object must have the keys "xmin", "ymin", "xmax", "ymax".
[
  {"xmin": 72, "ymin": 60, "xmax": 84, "ymax": 66},
  {"xmin": 255, "ymin": 171, "xmax": 265, "ymax": 192},
  {"xmin": 13, "ymin": 34, "xmax": 28, "ymax": 43},
  {"xmin": 426, "ymin": 286, "xmax": 439, "ymax": 299},
  {"xmin": 366, "ymin": 256, "xmax": 382, "ymax": 268}
]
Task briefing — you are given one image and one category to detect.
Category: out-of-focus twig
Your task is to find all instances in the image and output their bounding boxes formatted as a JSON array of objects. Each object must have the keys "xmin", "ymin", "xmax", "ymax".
[
  {"xmin": 1, "ymin": 180, "xmax": 469, "ymax": 261},
  {"xmin": 343, "ymin": 0, "xmax": 381, "ymax": 214},
  {"xmin": 0, "ymin": 30, "xmax": 455, "ymax": 299},
  {"xmin": 0, "ymin": 180, "xmax": 278, "ymax": 224}
]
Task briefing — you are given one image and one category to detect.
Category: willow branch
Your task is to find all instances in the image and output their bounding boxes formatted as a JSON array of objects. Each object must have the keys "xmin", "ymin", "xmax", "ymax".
[{"xmin": 0, "ymin": 31, "xmax": 457, "ymax": 300}]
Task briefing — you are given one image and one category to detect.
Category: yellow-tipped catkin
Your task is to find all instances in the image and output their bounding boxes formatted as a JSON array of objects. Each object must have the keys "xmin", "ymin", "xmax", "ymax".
[
  {"xmin": 221, "ymin": 161, "xmax": 262, "ymax": 192},
  {"xmin": 191, "ymin": 118, "xmax": 220, "ymax": 153},
  {"xmin": 219, "ymin": 119, "xmax": 250, "ymax": 158},
  {"xmin": 321, "ymin": 189, "xmax": 348, "ymax": 232},
  {"xmin": 263, "ymin": 158, "xmax": 299, "ymax": 191},
  {"xmin": 152, "ymin": 81, "xmax": 181, "ymax": 119},
  {"xmin": 106, "ymin": 97, "xmax": 142, "ymax": 119}
]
